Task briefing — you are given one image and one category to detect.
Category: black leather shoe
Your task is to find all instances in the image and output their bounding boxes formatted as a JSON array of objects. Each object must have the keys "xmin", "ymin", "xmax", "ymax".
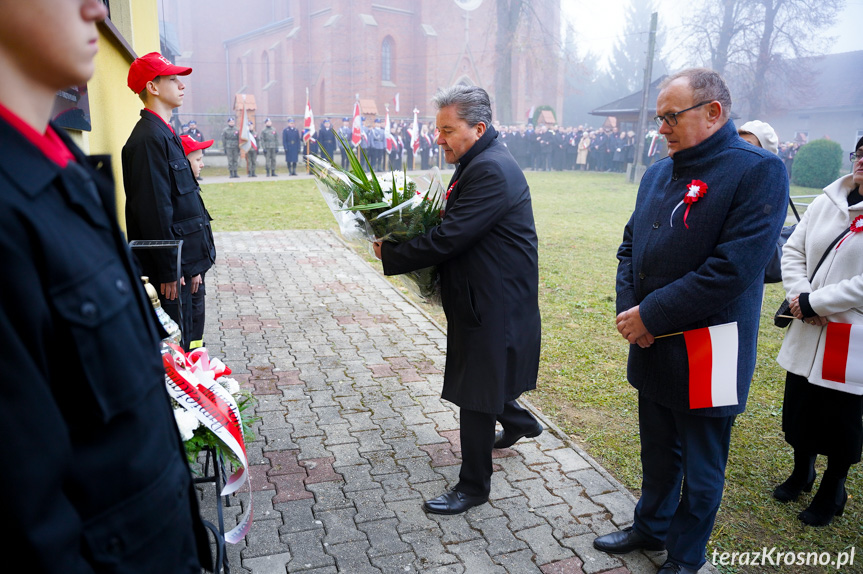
[
  {"xmin": 593, "ymin": 527, "xmax": 665, "ymax": 554},
  {"xmin": 493, "ymin": 423, "xmax": 543, "ymax": 449},
  {"xmin": 422, "ymin": 490, "xmax": 488, "ymax": 515},
  {"xmin": 658, "ymin": 560, "xmax": 699, "ymax": 573}
]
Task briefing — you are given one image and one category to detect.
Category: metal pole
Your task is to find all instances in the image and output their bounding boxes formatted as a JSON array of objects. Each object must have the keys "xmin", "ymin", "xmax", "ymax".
[{"xmin": 630, "ymin": 12, "xmax": 658, "ymax": 184}]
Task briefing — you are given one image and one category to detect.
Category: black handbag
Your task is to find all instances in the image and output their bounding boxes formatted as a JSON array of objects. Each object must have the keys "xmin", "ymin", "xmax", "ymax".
[
  {"xmin": 773, "ymin": 300, "xmax": 793, "ymax": 327},
  {"xmin": 773, "ymin": 226, "xmax": 848, "ymax": 327},
  {"xmin": 765, "ymin": 198, "xmax": 801, "ymax": 284}
]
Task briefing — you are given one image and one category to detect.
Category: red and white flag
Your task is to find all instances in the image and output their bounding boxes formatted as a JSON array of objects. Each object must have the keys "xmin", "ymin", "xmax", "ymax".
[
  {"xmin": 684, "ymin": 322, "xmax": 739, "ymax": 409},
  {"xmin": 393, "ymin": 92, "xmax": 400, "ymax": 113},
  {"xmin": 302, "ymin": 87, "xmax": 315, "ymax": 143},
  {"xmin": 410, "ymin": 107, "xmax": 420, "ymax": 155},
  {"xmin": 384, "ymin": 107, "xmax": 396, "ymax": 153},
  {"xmin": 527, "ymin": 105, "xmax": 535, "ymax": 122},
  {"xmin": 822, "ymin": 323, "xmax": 863, "ymax": 387},
  {"xmin": 351, "ymin": 97, "xmax": 362, "ymax": 147}
]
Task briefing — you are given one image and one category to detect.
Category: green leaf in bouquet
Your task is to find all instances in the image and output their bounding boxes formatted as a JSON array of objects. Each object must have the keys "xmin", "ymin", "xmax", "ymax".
[
  {"xmin": 334, "ymin": 130, "xmax": 374, "ymax": 191},
  {"xmin": 340, "ymin": 202, "xmax": 390, "ymax": 211}
]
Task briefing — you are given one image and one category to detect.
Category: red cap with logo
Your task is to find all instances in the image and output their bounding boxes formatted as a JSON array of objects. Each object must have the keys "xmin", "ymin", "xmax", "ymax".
[
  {"xmin": 127, "ymin": 52, "xmax": 192, "ymax": 94},
  {"xmin": 180, "ymin": 135, "xmax": 213, "ymax": 156}
]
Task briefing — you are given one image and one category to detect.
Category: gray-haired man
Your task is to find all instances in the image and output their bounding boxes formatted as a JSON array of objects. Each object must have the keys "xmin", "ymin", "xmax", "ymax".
[{"xmin": 373, "ymin": 85, "xmax": 543, "ymax": 514}]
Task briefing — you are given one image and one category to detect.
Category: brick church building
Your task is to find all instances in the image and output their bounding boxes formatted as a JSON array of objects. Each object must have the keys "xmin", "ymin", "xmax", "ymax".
[{"xmin": 160, "ymin": 0, "xmax": 563, "ymax": 131}]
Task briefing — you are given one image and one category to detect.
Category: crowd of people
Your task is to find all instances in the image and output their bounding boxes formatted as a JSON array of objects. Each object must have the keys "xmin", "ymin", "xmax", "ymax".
[{"xmin": 183, "ymin": 113, "xmax": 672, "ymax": 177}]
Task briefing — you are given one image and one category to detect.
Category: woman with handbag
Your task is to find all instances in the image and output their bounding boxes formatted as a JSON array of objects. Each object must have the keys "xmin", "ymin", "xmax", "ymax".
[{"xmin": 774, "ymin": 135, "xmax": 863, "ymax": 526}]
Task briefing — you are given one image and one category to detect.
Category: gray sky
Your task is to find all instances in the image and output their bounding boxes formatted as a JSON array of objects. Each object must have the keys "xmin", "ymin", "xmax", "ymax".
[{"xmin": 563, "ymin": 0, "xmax": 863, "ymax": 70}]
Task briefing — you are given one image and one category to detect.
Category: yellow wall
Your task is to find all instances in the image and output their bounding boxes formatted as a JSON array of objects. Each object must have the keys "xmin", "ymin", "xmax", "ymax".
[{"xmin": 75, "ymin": 0, "xmax": 160, "ymax": 230}]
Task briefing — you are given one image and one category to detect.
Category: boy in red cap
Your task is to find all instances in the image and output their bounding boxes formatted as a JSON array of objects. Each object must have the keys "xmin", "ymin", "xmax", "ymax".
[
  {"xmin": 179, "ymin": 134, "xmax": 217, "ymax": 348},
  {"xmin": 0, "ymin": 2, "xmax": 211, "ymax": 571},
  {"xmin": 122, "ymin": 52, "xmax": 216, "ymax": 351}
]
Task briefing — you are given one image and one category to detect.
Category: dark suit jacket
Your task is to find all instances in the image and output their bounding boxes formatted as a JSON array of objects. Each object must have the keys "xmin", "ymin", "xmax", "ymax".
[
  {"xmin": 616, "ymin": 120, "xmax": 788, "ymax": 415},
  {"xmin": 122, "ymin": 110, "xmax": 215, "ymax": 284},
  {"xmin": 382, "ymin": 126, "xmax": 541, "ymax": 413},
  {"xmin": 0, "ymin": 118, "xmax": 210, "ymax": 571}
]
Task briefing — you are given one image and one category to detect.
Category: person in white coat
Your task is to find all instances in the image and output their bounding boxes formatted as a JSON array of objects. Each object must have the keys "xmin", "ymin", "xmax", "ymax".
[{"xmin": 775, "ymin": 135, "xmax": 863, "ymax": 526}]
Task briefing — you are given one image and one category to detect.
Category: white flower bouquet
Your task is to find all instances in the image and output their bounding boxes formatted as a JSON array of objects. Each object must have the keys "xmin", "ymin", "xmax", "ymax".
[{"xmin": 308, "ymin": 131, "xmax": 445, "ymax": 303}]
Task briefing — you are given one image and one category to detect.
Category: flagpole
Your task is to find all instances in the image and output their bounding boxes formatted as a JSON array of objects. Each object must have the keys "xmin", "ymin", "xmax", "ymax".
[
  {"xmin": 384, "ymin": 104, "xmax": 389, "ymax": 172},
  {"xmin": 305, "ymin": 87, "xmax": 311, "ymax": 174}
]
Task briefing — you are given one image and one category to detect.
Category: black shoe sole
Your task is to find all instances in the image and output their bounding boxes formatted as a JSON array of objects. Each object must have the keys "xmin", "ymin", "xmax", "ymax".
[{"xmin": 494, "ymin": 426, "xmax": 543, "ymax": 449}]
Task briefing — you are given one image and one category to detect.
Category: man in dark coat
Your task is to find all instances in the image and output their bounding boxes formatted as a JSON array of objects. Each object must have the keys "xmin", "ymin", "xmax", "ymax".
[
  {"xmin": 282, "ymin": 117, "xmax": 301, "ymax": 175},
  {"xmin": 374, "ymin": 85, "xmax": 542, "ymax": 515},
  {"xmin": 594, "ymin": 68, "xmax": 787, "ymax": 574},
  {"xmin": 0, "ymin": 1, "xmax": 211, "ymax": 570},
  {"xmin": 122, "ymin": 52, "xmax": 216, "ymax": 351},
  {"xmin": 317, "ymin": 118, "xmax": 337, "ymax": 162}
]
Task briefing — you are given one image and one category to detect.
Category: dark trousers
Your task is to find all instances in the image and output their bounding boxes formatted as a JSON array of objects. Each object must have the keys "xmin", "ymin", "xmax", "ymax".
[
  {"xmin": 160, "ymin": 272, "xmax": 206, "ymax": 351},
  {"xmin": 189, "ymin": 272, "xmax": 206, "ymax": 348},
  {"xmin": 633, "ymin": 394, "xmax": 735, "ymax": 570},
  {"xmin": 160, "ymin": 279, "xmax": 192, "ymax": 351},
  {"xmin": 456, "ymin": 400, "xmax": 539, "ymax": 497}
]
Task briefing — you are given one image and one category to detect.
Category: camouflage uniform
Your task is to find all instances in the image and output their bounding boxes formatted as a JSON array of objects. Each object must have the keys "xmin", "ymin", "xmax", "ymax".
[
  {"xmin": 260, "ymin": 125, "xmax": 280, "ymax": 176},
  {"xmin": 221, "ymin": 122, "xmax": 240, "ymax": 177},
  {"xmin": 246, "ymin": 127, "xmax": 258, "ymax": 177}
]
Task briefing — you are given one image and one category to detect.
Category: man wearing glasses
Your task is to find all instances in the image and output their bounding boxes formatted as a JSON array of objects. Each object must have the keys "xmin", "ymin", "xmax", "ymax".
[{"xmin": 594, "ymin": 68, "xmax": 788, "ymax": 573}]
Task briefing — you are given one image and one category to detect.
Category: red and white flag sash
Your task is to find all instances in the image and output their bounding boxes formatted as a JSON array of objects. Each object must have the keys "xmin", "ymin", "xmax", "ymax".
[
  {"xmin": 302, "ymin": 87, "xmax": 315, "ymax": 144},
  {"xmin": 683, "ymin": 322, "xmax": 739, "ymax": 409},
  {"xmin": 385, "ymin": 110, "xmax": 395, "ymax": 153},
  {"xmin": 163, "ymin": 346, "xmax": 253, "ymax": 543},
  {"xmin": 410, "ymin": 109, "xmax": 420, "ymax": 155},
  {"xmin": 351, "ymin": 100, "xmax": 362, "ymax": 147},
  {"xmin": 822, "ymin": 323, "xmax": 863, "ymax": 387}
]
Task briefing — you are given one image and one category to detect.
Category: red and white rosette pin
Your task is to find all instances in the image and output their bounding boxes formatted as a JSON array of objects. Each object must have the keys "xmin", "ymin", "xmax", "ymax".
[
  {"xmin": 163, "ymin": 345, "xmax": 253, "ymax": 544},
  {"xmin": 671, "ymin": 179, "xmax": 708, "ymax": 229},
  {"xmin": 835, "ymin": 214, "xmax": 863, "ymax": 250}
]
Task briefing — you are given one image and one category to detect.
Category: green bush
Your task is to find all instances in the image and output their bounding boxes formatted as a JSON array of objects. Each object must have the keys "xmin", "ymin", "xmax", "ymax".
[{"xmin": 791, "ymin": 138, "xmax": 843, "ymax": 188}]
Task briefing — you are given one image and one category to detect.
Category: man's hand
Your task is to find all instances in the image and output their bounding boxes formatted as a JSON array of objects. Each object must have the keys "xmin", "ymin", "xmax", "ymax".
[
  {"xmin": 160, "ymin": 276, "xmax": 186, "ymax": 300},
  {"xmin": 190, "ymin": 274, "xmax": 202, "ymax": 294},
  {"xmin": 373, "ymin": 241, "xmax": 382, "ymax": 260},
  {"xmin": 616, "ymin": 305, "xmax": 654, "ymax": 347}
]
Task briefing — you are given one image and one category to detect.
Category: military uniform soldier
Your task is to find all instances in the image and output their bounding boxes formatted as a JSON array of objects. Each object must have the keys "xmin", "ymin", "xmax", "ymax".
[
  {"xmin": 318, "ymin": 118, "xmax": 336, "ymax": 161},
  {"xmin": 221, "ymin": 117, "xmax": 240, "ymax": 178},
  {"xmin": 337, "ymin": 117, "xmax": 352, "ymax": 168},
  {"xmin": 245, "ymin": 121, "xmax": 258, "ymax": 177},
  {"xmin": 260, "ymin": 117, "xmax": 279, "ymax": 176},
  {"xmin": 370, "ymin": 118, "xmax": 386, "ymax": 170}
]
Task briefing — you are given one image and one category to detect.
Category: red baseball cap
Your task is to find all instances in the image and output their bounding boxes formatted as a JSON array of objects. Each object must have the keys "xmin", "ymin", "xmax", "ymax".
[
  {"xmin": 127, "ymin": 52, "xmax": 192, "ymax": 94},
  {"xmin": 180, "ymin": 135, "xmax": 213, "ymax": 156}
]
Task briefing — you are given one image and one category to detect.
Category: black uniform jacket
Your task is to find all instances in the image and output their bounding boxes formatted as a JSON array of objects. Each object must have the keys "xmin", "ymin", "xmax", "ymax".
[
  {"xmin": 382, "ymin": 126, "xmax": 541, "ymax": 413},
  {"xmin": 122, "ymin": 110, "xmax": 215, "ymax": 284},
  {"xmin": 0, "ymin": 118, "xmax": 210, "ymax": 572},
  {"xmin": 282, "ymin": 126, "xmax": 301, "ymax": 161}
]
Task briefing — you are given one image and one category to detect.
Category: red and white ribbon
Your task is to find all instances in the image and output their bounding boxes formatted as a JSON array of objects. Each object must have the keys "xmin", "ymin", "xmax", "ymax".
[{"xmin": 163, "ymin": 345, "xmax": 253, "ymax": 543}]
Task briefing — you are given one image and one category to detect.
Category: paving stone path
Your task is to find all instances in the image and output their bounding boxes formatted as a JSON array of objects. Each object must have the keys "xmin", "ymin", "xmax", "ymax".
[{"xmin": 194, "ymin": 229, "xmax": 713, "ymax": 574}]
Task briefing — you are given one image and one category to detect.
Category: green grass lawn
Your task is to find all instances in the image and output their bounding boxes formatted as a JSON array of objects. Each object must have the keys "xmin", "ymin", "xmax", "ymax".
[{"xmin": 203, "ymin": 171, "xmax": 861, "ymax": 573}]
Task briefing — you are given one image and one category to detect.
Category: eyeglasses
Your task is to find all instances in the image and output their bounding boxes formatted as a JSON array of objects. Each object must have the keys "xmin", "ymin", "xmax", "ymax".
[
  {"xmin": 849, "ymin": 151, "xmax": 863, "ymax": 163},
  {"xmin": 653, "ymin": 101, "xmax": 712, "ymax": 128}
]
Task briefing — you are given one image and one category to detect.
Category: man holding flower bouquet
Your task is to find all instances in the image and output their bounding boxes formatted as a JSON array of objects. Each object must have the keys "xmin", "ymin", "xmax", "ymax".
[{"xmin": 374, "ymin": 85, "xmax": 542, "ymax": 515}]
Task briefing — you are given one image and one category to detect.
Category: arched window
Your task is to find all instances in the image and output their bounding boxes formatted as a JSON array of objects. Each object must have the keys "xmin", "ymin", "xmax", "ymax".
[
  {"xmin": 262, "ymin": 51, "xmax": 270, "ymax": 84},
  {"xmin": 236, "ymin": 57, "xmax": 244, "ymax": 91},
  {"xmin": 381, "ymin": 37, "xmax": 394, "ymax": 82}
]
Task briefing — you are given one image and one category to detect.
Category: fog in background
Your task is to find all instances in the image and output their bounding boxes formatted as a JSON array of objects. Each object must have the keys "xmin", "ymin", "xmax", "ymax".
[{"xmin": 159, "ymin": 0, "xmax": 863, "ymax": 142}]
